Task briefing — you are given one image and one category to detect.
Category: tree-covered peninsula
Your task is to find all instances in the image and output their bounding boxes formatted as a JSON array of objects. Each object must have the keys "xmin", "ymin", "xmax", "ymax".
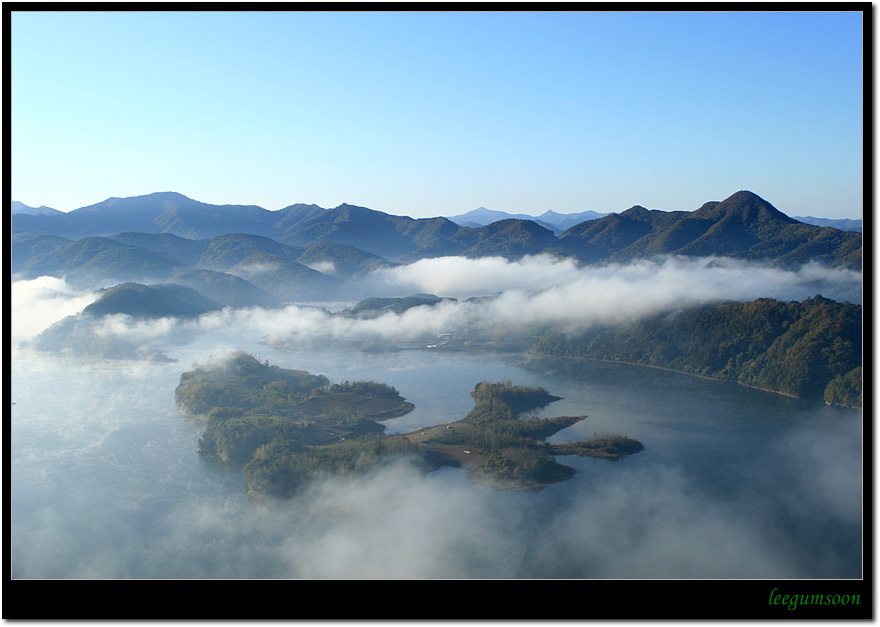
[
  {"xmin": 175, "ymin": 352, "xmax": 642, "ymax": 497},
  {"xmin": 531, "ymin": 295, "xmax": 862, "ymax": 407},
  {"xmin": 412, "ymin": 380, "xmax": 643, "ymax": 491},
  {"xmin": 321, "ymin": 291, "xmax": 862, "ymax": 408},
  {"xmin": 175, "ymin": 351, "xmax": 412, "ymax": 463}
]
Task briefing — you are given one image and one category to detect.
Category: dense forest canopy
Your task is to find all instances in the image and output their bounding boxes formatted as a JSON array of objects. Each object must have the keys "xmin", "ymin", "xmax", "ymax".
[{"xmin": 531, "ymin": 295, "xmax": 862, "ymax": 407}]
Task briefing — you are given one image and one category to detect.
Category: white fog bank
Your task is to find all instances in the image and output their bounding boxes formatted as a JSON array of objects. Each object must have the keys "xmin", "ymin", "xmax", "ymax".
[{"xmin": 11, "ymin": 255, "xmax": 862, "ymax": 355}]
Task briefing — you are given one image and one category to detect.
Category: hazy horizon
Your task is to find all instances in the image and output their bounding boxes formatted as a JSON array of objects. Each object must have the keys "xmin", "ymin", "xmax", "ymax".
[{"xmin": 9, "ymin": 189, "xmax": 864, "ymax": 222}]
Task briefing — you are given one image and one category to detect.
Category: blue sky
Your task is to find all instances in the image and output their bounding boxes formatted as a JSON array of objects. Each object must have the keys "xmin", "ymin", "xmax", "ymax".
[{"xmin": 11, "ymin": 9, "xmax": 865, "ymax": 219}]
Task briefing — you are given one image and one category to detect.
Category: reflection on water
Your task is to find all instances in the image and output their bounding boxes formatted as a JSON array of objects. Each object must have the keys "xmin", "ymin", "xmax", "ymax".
[{"xmin": 10, "ymin": 344, "xmax": 862, "ymax": 579}]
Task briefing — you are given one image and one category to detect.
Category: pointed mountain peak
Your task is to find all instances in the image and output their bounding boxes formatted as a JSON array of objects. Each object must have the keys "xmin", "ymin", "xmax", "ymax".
[
  {"xmin": 618, "ymin": 205, "xmax": 651, "ymax": 217},
  {"xmin": 727, "ymin": 190, "xmax": 765, "ymax": 202},
  {"xmin": 695, "ymin": 191, "xmax": 795, "ymax": 223}
]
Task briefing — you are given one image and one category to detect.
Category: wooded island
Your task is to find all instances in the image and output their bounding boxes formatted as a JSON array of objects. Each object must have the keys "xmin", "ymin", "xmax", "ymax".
[{"xmin": 175, "ymin": 351, "xmax": 643, "ymax": 496}]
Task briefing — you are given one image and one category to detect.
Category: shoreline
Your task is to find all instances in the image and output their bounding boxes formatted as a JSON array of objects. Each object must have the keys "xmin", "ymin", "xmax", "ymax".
[{"xmin": 526, "ymin": 350, "xmax": 808, "ymax": 400}]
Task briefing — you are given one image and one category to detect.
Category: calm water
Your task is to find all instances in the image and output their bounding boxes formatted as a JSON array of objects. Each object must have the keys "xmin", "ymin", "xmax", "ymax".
[{"xmin": 10, "ymin": 340, "xmax": 862, "ymax": 579}]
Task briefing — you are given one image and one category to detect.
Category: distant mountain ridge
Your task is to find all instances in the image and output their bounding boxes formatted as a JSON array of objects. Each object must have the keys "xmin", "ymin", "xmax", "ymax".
[
  {"xmin": 11, "ymin": 191, "xmax": 860, "ymax": 236},
  {"xmin": 557, "ymin": 191, "xmax": 861, "ymax": 270},
  {"xmin": 12, "ymin": 190, "xmax": 863, "ymax": 298},
  {"xmin": 447, "ymin": 206, "xmax": 611, "ymax": 234},
  {"xmin": 793, "ymin": 216, "xmax": 862, "ymax": 232},
  {"xmin": 11, "ymin": 201, "xmax": 64, "ymax": 216}
]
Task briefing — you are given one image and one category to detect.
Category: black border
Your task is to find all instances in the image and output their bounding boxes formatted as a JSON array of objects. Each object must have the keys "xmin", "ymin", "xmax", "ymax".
[{"xmin": 3, "ymin": 2, "xmax": 873, "ymax": 621}]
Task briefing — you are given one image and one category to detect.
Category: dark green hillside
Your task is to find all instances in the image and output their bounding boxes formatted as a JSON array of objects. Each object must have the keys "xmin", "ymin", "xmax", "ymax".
[
  {"xmin": 735, "ymin": 297, "xmax": 862, "ymax": 399},
  {"xmin": 175, "ymin": 352, "xmax": 411, "ymax": 466},
  {"xmin": 532, "ymin": 295, "xmax": 862, "ymax": 407},
  {"xmin": 11, "ymin": 232, "xmax": 71, "ymax": 274},
  {"xmin": 169, "ymin": 268, "xmax": 282, "ymax": 309},
  {"xmin": 17, "ymin": 236, "xmax": 187, "ymax": 283},
  {"xmin": 639, "ymin": 215, "xmax": 716, "ymax": 256},
  {"xmin": 465, "ymin": 380, "xmax": 562, "ymax": 422},
  {"xmin": 450, "ymin": 219, "xmax": 560, "ymax": 258},
  {"xmin": 243, "ymin": 438, "xmax": 413, "ymax": 496},
  {"xmin": 559, "ymin": 191, "xmax": 862, "ymax": 269},
  {"xmin": 408, "ymin": 380, "xmax": 641, "ymax": 491},
  {"xmin": 557, "ymin": 207, "xmax": 690, "ymax": 261},
  {"xmin": 773, "ymin": 226, "xmax": 863, "ymax": 270},
  {"xmin": 175, "ymin": 351, "xmax": 331, "ymax": 418},
  {"xmin": 557, "ymin": 205, "xmax": 672, "ymax": 256},
  {"xmin": 82, "ymin": 282, "xmax": 222, "ymax": 319},
  {"xmin": 682, "ymin": 192, "xmax": 859, "ymax": 267}
]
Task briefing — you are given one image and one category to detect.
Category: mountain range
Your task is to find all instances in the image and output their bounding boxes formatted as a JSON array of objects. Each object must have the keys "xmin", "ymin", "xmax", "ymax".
[
  {"xmin": 445, "ymin": 207, "xmax": 611, "ymax": 234},
  {"xmin": 791, "ymin": 216, "xmax": 862, "ymax": 232},
  {"xmin": 444, "ymin": 205, "xmax": 862, "ymax": 234},
  {"xmin": 11, "ymin": 190, "xmax": 863, "ymax": 304},
  {"xmin": 13, "ymin": 194, "xmax": 860, "ymax": 235}
]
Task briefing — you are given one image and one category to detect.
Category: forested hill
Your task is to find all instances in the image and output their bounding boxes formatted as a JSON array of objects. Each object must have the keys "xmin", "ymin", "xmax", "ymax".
[
  {"xmin": 531, "ymin": 295, "xmax": 862, "ymax": 408},
  {"xmin": 25, "ymin": 282, "xmax": 226, "ymax": 361},
  {"xmin": 82, "ymin": 282, "xmax": 222, "ymax": 319},
  {"xmin": 557, "ymin": 191, "xmax": 861, "ymax": 269},
  {"xmin": 12, "ymin": 190, "xmax": 862, "ymax": 269}
]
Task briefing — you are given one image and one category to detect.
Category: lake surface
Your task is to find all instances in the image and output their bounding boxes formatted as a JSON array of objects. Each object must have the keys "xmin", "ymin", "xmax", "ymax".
[{"xmin": 10, "ymin": 339, "xmax": 862, "ymax": 579}]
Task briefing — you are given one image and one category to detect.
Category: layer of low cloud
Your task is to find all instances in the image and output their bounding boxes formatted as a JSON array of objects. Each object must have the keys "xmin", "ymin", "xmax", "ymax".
[
  {"xmin": 12, "ymin": 255, "xmax": 862, "ymax": 355},
  {"xmin": 363, "ymin": 254, "xmax": 861, "ymax": 303},
  {"xmin": 10, "ymin": 276, "xmax": 100, "ymax": 346}
]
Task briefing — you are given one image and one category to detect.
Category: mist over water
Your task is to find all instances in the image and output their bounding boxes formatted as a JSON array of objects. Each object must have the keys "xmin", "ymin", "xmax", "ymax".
[
  {"xmin": 9, "ymin": 256, "xmax": 863, "ymax": 579},
  {"xmin": 15, "ymin": 254, "xmax": 861, "ymax": 352}
]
